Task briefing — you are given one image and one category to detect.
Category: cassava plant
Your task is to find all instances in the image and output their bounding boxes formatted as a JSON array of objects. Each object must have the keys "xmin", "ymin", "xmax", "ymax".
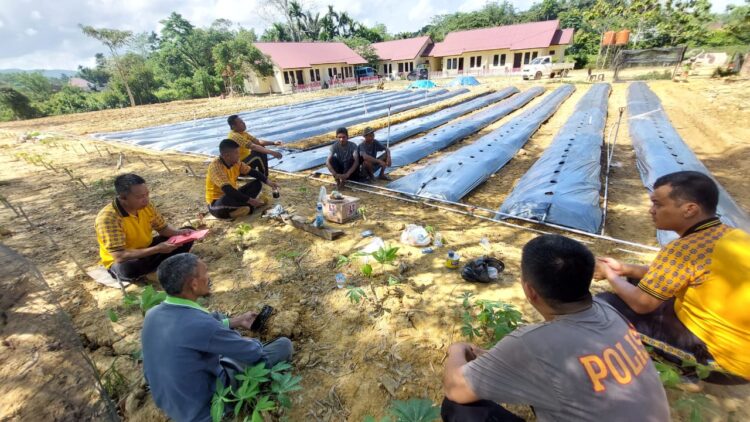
[
  {"xmin": 123, "ymin": 285, "xmax": 167, "ymax": 316},
  {"xmin": 459, "ymin": 292, "xmax": 523, "ymax": 347},
  {"xmin": 364, "ymin": 398, "xmax": 441, "ymax": 422},
  {"xmin": 211, "ymin": 361, "xmax": 301, "ymax": 422}
]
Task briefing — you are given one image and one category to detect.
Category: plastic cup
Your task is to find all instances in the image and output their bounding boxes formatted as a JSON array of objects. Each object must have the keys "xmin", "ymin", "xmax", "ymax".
[{"xmin": 335, "ymin": 273, "xmax": 346, "ymax": 289}]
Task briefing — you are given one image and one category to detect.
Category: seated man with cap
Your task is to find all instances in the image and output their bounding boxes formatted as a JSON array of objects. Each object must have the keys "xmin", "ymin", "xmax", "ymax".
[
  {"xmin": 205, "ymin": 139, "xmax": 279, "ymax": 219},
  {"xmin": 358, "ymin": 126, "xmax": 392, "ymax": 181},
  {"xmin": 326, "ymin": 127, "xmax": 364, "ymax": 189}
]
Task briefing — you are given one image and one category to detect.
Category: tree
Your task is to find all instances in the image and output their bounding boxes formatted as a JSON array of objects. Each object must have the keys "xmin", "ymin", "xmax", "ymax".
[
  {"xmin": 339, "ymin": 37, "xmax": 381, "ymax": 69},
  {"xmin": 9, "ymin": 72, "xmax": 53, "ymax": 103},
  {"xmin": 0, "ymin": 87, "xmax": 37, "ymax": 120},
  {"xmin": 79, "ymin": 25, "xmax": 137, "ymax": 107},
  {"xmin": 77, "ymin": 53, "xmax": 111, "ymax": 88},
  {"xmin": 212, "ymin": 39, "xmax": 274, "ymax": 95}
]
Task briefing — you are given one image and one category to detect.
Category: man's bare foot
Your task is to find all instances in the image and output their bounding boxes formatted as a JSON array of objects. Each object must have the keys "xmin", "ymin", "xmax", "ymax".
[{"xmin": 378, "ymin": 173, "xmax": 392, "ymax": 181}]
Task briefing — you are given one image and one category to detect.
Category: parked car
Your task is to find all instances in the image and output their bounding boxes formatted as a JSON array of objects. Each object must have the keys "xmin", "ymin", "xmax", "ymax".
[
  {"xmin": 522, "ymin": 56, "xmax": 574, "ymax": 80},
  {"xmin": 407, "ymin": 66, "xmax": 429, "ymax": 81},
  {"xmin": 355, "ymin": 66, "xmax": 378, "ymax": 81}
]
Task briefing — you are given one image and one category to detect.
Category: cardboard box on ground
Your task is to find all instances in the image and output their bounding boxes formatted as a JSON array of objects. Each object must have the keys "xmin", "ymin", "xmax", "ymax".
[{"xmin": 323, "ymin": 195, "xmax": 360, "ymax": 223}]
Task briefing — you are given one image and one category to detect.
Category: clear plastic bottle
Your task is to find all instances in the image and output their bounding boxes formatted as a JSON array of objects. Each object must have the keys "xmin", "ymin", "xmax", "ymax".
[
  {"xmin": 318, "ymin": 186, "xmax": 328, "ymax": 203},
  {"xmin": 314, "ymin": 203, "xmax": 325, "ymax": 228},
  {"xmin": 335, "ymin": 273, "xmax": 346, "ymax": 289},
  {"xmin": 487, "ymin": 266, "xmax": 499, "ymax": 279},
  {"xmin": 433, "ymin": 232, "xmax": 443, "ymax": 248}
]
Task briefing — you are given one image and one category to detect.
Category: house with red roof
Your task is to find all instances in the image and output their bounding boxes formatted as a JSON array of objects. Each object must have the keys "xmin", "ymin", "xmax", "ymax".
[
  {"xmin": 428, "ymin": 20, "xmax": 574, "ymax": 76},
  {"xmin": 372, "ymin": 36, "xmax": 434, "ymax": 78},
  {"xmin": 244, "ymin": 42, "xmax": 367, "ymax": 94}
]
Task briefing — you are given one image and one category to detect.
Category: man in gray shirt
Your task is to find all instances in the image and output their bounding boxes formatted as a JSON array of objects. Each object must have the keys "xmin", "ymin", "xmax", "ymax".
[
  {"xmin": 442, "ymin": 235, "xmax": 669, "ymax": 421},
  {"xmin": 326, "ymin": 127, "xmax": 363, "ymax": 189},
  {"xmin": 142, "ymin": 253, "xmax": 293, "ymax": 422}
]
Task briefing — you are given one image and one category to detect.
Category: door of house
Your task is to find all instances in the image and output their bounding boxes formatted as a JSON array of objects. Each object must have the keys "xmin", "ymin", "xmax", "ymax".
[
  {"xmin": 295, "ymin": 70, "xmax": 304, "ymax": 85},
  {"xmin": 458, "ymin": 58, "xmax": 464, "ymax": 71},
  {"xmin": 513, "ymin": 53, "xmax": 522, "ymax": 69}
]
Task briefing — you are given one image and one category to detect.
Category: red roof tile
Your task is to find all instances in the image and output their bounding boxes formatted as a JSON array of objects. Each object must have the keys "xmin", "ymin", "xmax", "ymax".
[
  {"xmin": 429, "ymin": 20, "xmax": 574, "ymax": 57},
  {"xmin": 254, "ymin": 42, "xmax": 367, "ymax": 69},
  {"xmin": 551, "ymin": 28, "xmax": 574, "ymax": 45},
  {"xmin": 372, "ymin": 36, "xmax": 431, "ymax": 61}
]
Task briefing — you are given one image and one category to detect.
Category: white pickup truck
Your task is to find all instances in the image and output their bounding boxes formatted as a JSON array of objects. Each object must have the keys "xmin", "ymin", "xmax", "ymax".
[{"xmin": 522, "ymin": 56, "xmax": 574, "ymax": 80}]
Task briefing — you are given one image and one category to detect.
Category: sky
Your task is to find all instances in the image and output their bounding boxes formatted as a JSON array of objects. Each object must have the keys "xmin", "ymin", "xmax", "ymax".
[{"xmin": 0, "ymin": 0, "xmax": 743, "ymax": 71}]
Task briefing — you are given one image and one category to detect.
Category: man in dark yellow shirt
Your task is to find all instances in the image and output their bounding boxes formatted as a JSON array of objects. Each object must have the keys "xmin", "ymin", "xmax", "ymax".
[
  {"xmin": 596, "ymin": 171, "xmax": 749, "ymax": 384},
  {"xmin": 206, "ymin": 139, "xmax": 279, "ymax": 219},
  {"xmin": 227, "ymin": 115, "xmax": 283, "ymax": 176},
  {"xmin": 95, "ymin": 173, "xmax": 194, "ymax": 281}
]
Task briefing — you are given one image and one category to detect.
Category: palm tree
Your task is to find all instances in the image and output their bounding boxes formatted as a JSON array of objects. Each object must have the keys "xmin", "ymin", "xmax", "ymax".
[{"xmin": 288, "ymin": 0, "xmax": 304, "ymax": 41}]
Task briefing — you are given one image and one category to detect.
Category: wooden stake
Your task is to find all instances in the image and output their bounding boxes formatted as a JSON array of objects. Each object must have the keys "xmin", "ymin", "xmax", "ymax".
[
  {"xmin": 79, "ymin": 143, "xmax": 88, "ymax": 154},
  {"xmin": 159, "ymin": 159, "xmax": 172, "ymax": 173},
  {"xmin": 185, "ymin": 163, "xmax": 197, "ymax": 177},
  {"xmin": 17, "ymin": 206, "xmax": 35, "ymax": 229},
  {"xmin": 93, "ymin": 144, "xmax": 103, "ymax": 158},
  {"xmin": 0, "ymin": 197, "xmax": 20, "ymax": 216},
  {"xmin": 117, "ymin": 153, "xmax": 124, "ymax": 170},
  {"xmin": 138, "ymin": 155, "xmax": 147, "ymax": 165}
]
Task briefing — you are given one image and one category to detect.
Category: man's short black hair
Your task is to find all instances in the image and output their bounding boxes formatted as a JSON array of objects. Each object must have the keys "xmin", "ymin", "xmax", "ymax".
[
  {"xmin": 227, "ymin": 115, "xmax": 240, "ymax": 128},
  {"xmin": 114, "ymin": 173, "xmax": 145, "ymax": 196},
  {"xmin": 335, "ymin": 127, "xmax": 348, "ymax": 136},
  {"xmin": 654, "ymin": 171, "xmax": 719, "ymax": 215},
  {"xmin": 219, "ymin": 139, "xmax": 240, "ymax": 154},
  {"xmin": 157, "ymin": 253, "xmax": 200, "ymax": 295},
  {"xmin": 521, "ymin": 234, "xmax": 594, "ymax": 306}
]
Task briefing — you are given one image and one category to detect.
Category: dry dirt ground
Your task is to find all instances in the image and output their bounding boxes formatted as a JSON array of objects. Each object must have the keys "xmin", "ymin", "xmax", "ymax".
[{"xmin": 0, "ymin": 72, "xmax": 748, "ymax": 421}]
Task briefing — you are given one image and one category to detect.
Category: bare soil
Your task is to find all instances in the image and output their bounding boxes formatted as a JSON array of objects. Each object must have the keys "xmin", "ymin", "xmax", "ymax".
[{"xmin": 0, "ymin": 73, "xmax": 748, "ymax": 421}]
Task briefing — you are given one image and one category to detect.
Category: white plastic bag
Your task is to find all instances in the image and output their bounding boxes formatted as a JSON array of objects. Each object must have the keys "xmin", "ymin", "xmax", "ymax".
[{"xmin": 400, "ymin": 224, "xmax": 431, "ymax": 246}]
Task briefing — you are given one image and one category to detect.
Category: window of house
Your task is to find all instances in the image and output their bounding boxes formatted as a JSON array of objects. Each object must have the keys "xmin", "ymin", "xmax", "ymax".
[
  {"xmin": 470, "ymin": 57, "xmax": 475, "ymax": 68},
  {"xmin": 283, "ymin": 71, "xmax": 290, "ymax": 84},
  {"xmin": 315, "ymin": 69, "xmax": 320, "ymax": 81},
  {"xmin": 549, "ymin": 50, "xmax": 555, "ymax": 55},
  {"xmin": 532, "ymin": 52, "xmax": 538, "ymax": 60},
  {"xmin": 493, "ymin": 55, "xmax": 499, "ymax": 66},
  {"xmin": 295, "ymin": 70, "xmax": 304, "ymax": 84},
  {"xmin": 500, "ymin": 54, "xmax": 506, "ymax": 66},
  {"xmin": 328, "ymin": 68, "xmax": 334, "ymax": 78},
  {"xmin": 476, "ymin": 56, "xmax": 482, "ymax": 67},
  {"xmin": 524, "ymin": 52, "xmax": 531, "ymax": 64},
  {"xmin": 398, "ymin": 62, "xmax": 404, "ymax": 73}
]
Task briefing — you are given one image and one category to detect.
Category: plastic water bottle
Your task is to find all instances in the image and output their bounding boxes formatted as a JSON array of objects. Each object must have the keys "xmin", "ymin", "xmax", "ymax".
[
  {"xmin": 314, "ymin": 203, "xmax": 325, "ymax": 228},
  {"xmin": 480, "ymin": 237, "xmax": 491, "ymax": 251},
  {"xmin": 433, "ymin": 232, "xmax": 443, "ymax": 248},
  {"xmin": 335, "ymin": 273, "xmax": 346, "ymax": 289},
  {"xmin": 318, "ymin": 186, "xmax": 327, "ymax": 203},
  {"xmin": 487, "ymin": 266, "xmax": 499, "ymax": 280}
]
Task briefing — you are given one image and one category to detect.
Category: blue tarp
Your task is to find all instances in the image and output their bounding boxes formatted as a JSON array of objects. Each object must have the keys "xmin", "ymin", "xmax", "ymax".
[
  {"xmin": 381, "ymin": 86, "xmax": 546, "ymax": 172},
  {"xmin": 498, "ymin": 83, "xmax": 610, "ymax": 233},
  {"xmin": 274, "ymin": 88, "xmax": 469, "ymax": 144},
  {"xmin": 94, "ymin": 90, "xmax": 400, "ymax": 145},
  {"xmin": 270, "ymin": 88, "xmax": 519, "ymax": 172},
  {"xmin": 448, "ymin": 76, "xmax": 480, "ymax": 87},
  {"xmin": 387, "ymin": 85, "xmax": 575, "ymax": 202},
  {"xmin": 408, "ymin": 80, "xmax": 437, "ymax": 89},
  {"xmin": 628, "ymin": 81, "xmax": 750, "ymax": 244}
]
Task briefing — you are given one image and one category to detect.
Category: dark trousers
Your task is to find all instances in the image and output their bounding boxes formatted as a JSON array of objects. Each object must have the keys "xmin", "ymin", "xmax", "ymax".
[
  {"xmin": 597, "ymin": 291, "xmax": 748, "ymax": 385},
  {"xmin": 208, "ymin": 179, "xmax": 263, "ymax": 219},
  {"xmin": 441, "ymin": 398, "xmax": 524, "ymax": 422},
  {"xmin": 108, "ymin": 235, "xmax": 193, "ymax": 282},
  {"xmin": 243, "ymin": 150, "xmax": 269, "ymax": 177},
  {"xmin": 330, "ymin": 156, "xmax": 364, "ymax": 181}
]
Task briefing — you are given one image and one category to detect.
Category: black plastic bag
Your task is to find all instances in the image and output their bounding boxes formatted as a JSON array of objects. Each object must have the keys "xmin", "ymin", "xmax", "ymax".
[{"xmin": 461, "ymin": 257, "xmax": 505, "ymax": 283}]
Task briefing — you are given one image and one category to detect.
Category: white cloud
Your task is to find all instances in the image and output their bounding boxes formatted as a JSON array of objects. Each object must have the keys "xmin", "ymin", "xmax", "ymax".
[
  {"xmin": 25, "ymin": 27, "xmax": 38, "ymax": 36},
  {"xmin": 30, "ymin": 10, "xmax": 42, "ymax": 20},
  {"xmin": 0, "ymin": 19, "xmax": 5, "ymax": 28}
]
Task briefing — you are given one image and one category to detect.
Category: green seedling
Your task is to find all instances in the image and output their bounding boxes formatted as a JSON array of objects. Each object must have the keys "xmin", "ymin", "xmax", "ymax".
[
  {"xmin": 365, "ymin": 398, "xmax": 441, "ymax": 422},
  {"xmin": 106, "ymin": 309, "xmax": 118, "ymax": 322},
  {"xmin": 653, "ymin": 361, "xmax": 682, "ymax": 389},
  {"xmin": 346, "ymin": 286, "xmax": 367, "ymax": 304},
  {"xmin": 235, "ymin": 223, "xmax": 252, "ymax": 237},
  {"xmin": 276, "ymin": 250, "xmax": 302, "ymax": 260},
  {"xmin": 387, "ymin": 275, "xmax": 401, "ymax": 286},
  {"xmin": 101, "ymin": 358, "xmax": 128, "ymax": 399},
  {"xmin": 361, "ymin": 263, "xmax": 373, "ymax": 277},
  {"xmin": 459, "ymin": 293, "xmax": 523, "ymax": 347},
  {"xmin": 424, "ymin": 225, "xmax": 435, "ymax": 235},
  {"xmin": 210, "ymin": 361, "xmax": 300, "ymax": 422},
  {"xmin": 123, "ymin": 285, "xmax": 167, "ymax": 316},
  {"xmin": 298, "ymin": 186, "xmax": 308, "ymax": 193},
  {"xmin": 371, "ymin": 245, "xmax": 399, "ymax": 268},
  {"xmin": 335, "ymin": 254, "xmax": 351, "ymax": 268},
  {"xmin": 358, "ymin": 206, "xmax": 368, "ymax": 221}
]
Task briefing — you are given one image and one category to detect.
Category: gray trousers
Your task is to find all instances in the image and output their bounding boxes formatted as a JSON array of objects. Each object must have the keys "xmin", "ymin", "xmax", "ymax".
[{"xmin": 220, "ymin": 337, "xmax": 294, "ymax": 387}]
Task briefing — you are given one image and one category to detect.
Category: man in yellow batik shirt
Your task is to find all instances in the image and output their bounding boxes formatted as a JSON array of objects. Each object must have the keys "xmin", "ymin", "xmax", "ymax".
[
  {"xmin": 596, "ymin": 171, "xmax": 749, "ymax": 384},
  {"xmin": 227, "ymin": 114, "xmax": 283, "ymax": 177},
  {"xmin": 205, "ymin": 139, "xmax": 279, "ymax": 219},
  {"xmin": 95, "ymin": 173, "xmax": 195, "ymax": 281}
]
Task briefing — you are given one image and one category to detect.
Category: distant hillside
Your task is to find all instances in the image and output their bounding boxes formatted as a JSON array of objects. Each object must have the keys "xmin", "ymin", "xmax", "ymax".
[{"xmin": 0, "ymin": 69, "xmax": 77, "ymax": 78}]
